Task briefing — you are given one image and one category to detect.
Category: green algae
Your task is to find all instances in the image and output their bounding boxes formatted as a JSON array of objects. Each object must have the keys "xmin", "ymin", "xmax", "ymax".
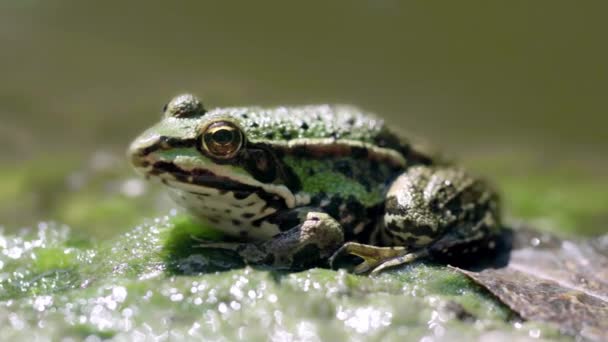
[{"xmin": 0, "ymin": 216, "xmax": 567, "ymax": 341}]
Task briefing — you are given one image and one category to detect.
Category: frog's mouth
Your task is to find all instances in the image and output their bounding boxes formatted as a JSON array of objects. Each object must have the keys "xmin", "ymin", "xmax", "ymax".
[
  {"xmin": 151, "ymin": 161, "xmax": 260, "ymax": 194},
  {"xmin": 143, "ymin": 160, "xmax": 297, "ymax": 209}
]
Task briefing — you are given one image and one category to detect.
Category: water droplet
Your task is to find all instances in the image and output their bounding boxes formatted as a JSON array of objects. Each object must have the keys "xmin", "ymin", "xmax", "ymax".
[
  {"xmin": 267, "ymin": 294, "xmax": 278, "ymax": 303},
  {"xmin": 529, "ymin": 328, "xmax": 541, "ymax": 338},
  {"xmin": 112, "ymin": 286, "xmax": 128, "ymax": 303}
]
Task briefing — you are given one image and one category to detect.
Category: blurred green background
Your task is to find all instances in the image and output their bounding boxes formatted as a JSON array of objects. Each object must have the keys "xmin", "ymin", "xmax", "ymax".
[{"xmin": 1, "ymin": 1, "xmax": 606, "ymax": 237}]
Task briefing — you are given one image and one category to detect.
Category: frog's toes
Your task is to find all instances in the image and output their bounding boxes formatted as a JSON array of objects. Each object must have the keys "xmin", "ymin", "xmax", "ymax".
[
  {"xmin": 368, "ymin": 249, "xmax": 429, "ymax": 276},
  {"xmin": 329, "ymin": 242, "xmax": 414, "ymax": 275}
]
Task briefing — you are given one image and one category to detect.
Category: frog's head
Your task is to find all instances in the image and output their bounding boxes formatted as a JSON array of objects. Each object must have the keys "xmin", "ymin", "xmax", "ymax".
[{"xmin": 128, "ymin": 94, "xmax": 301, "ymax": 218}]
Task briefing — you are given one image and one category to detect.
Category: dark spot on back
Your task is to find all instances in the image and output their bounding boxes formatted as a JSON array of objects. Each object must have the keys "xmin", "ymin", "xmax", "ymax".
[
  {"xmin": 233, "ymin": 191, "xmax": 250, "ymax": 200},
  {"xmin": 360, "ymin": 178, "xmax": 371, "ymax": 191},
  {"xmin": 291, "ymin": 145, "xmax": 308, "ymax": 158},
  {"xmin": 232, "ymin": 219, "xmax": 242, "ymax": 226},
  {"xmin": 334, "ymin": 160, "xmax": 353, "ymax": 177},
  {"xmin": 351, "ymin": 146, "xmax": 368, "ymax": 159},
  {"xmin": 370, "ymin": 161, "xmax": 379, "ymax": 172}
]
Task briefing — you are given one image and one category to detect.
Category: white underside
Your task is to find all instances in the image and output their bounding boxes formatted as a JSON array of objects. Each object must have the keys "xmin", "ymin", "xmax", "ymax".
[{"xmin": 167, "ymin": 182, "xmax": 282, "ymax": 241}]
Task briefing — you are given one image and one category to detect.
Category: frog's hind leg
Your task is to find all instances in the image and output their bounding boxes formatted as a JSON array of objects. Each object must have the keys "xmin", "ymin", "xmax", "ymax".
[
  {"xmin": 381, "ymin": 166, "xmax": 500, "ymax": 270},
  {"xmin": 332, "ymin": 165, "xmax": 500, "ymax": 275}
]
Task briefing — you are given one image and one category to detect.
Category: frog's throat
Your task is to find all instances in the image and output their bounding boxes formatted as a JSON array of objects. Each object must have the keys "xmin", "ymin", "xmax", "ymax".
[{"xmin": 147, "ymin": 161, "xmax": 299, "ymax": 209}]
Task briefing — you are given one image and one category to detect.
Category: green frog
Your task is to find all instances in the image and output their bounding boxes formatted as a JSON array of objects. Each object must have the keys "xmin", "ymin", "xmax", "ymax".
[{"xmin": 128, "ymin": 94, "xmax": 501, "ymax": 275}]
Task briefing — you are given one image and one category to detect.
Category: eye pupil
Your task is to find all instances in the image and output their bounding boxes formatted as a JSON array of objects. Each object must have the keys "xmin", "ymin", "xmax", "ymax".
[
  {"xmin": 212, "ymin": 129, "xmax": 234, "ymax": 144},
  {"xmin": 202, "ymin": 121, "xmax": 243, "ymax": 159}
]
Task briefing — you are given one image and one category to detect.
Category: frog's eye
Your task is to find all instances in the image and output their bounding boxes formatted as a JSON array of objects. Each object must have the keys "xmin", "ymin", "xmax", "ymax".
[{"xmin": 201, "ymin": 121, "xmax": 243, "ymax": 159}]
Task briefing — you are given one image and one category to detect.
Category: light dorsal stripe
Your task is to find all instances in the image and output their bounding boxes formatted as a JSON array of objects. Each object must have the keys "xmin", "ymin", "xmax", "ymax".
[{"xmin": 251, "ymin": 138, "xmax": 407, "ymax": 168}]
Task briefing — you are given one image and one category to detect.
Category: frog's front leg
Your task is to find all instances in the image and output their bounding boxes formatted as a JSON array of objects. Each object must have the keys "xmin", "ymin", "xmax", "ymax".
[
  {"xmin": 332, "ymin": 165, "xmax": 500, "ymax": 275},
  {"xmin": 196, "ymin": 210, "xmax": 344, "ymax": 270}
]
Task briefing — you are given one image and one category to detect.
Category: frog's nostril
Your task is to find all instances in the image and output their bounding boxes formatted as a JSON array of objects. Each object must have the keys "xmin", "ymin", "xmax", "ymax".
[{"xmin": 130, "ymin": 151, "xmax": 150, "ymax": 170}]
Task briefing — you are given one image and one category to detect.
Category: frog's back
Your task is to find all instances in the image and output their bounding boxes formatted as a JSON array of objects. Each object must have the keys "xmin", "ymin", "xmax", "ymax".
[
  {"xmin": 205, "ymin": 105, "xmax": 388, "ymax": 144},
  {"xmin": 209, "ymin": 105, "xmax": 435, "ymax": 164}
]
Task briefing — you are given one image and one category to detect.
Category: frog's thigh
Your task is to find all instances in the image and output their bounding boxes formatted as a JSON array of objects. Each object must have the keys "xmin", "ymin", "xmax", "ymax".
[{"xmin": 382, "ymin": 165, "xmax": 499, "ymax": 250}]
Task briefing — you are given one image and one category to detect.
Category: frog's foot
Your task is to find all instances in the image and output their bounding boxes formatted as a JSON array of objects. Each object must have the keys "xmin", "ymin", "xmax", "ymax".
[
  {"xmin": 368, "ymin": 249, "xmax": 429, "ymax": 276},
  {"xmin": 329, "ymin": 242, "xmax": 429, "ymax": 275}
]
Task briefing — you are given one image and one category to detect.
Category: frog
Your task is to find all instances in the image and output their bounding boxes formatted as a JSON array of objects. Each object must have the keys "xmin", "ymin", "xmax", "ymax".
[{"xmin": 128, "ymin": 94, "xmax": 501, "ymax": 275}]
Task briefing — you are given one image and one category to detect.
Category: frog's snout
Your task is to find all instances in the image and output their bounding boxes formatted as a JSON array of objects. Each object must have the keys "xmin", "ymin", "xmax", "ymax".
[
  {"xmin": 127, "ymin": 136, "xmax": 154, "ymax": 170},
  {"xmin": 129, "ymin": 151, "xmax": 148, "ymax": 170}
]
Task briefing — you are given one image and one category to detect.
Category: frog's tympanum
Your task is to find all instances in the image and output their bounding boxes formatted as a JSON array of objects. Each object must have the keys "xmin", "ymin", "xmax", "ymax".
[{"xmin": 129, "ymin": 94, "xmax": 501, "ymax": 274}]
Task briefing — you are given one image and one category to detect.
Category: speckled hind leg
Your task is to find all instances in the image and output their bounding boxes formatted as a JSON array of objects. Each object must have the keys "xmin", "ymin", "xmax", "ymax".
[
  {"xmin": 195, "ymin": 211, "xmax": 344, "ymax": 270},
  {"xmin": 331, "ymin": 165, "xmax": 500, "ymax": 275}
]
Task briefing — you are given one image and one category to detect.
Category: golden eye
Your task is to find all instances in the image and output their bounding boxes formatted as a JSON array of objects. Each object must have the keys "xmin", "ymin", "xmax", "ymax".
[{"xmin": 201, "ymin": 121, "xmax": 243, "ymax": 158}]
